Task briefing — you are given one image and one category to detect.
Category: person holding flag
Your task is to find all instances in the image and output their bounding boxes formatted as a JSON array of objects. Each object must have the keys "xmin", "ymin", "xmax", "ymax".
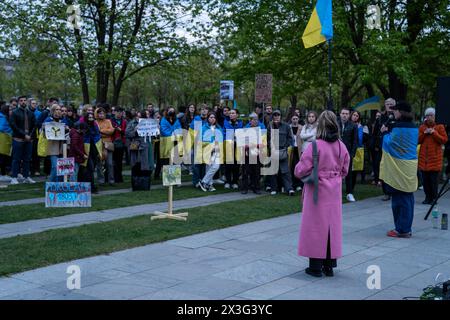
[{"xmin": 380, "ymin": 101, "xmax": 418, "ymax": 238}]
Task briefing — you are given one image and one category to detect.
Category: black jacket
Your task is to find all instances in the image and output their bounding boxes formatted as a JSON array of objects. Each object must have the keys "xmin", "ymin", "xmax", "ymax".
[
  {"xmin": 338, "ymin": 119, "xmax": 358, "ymax": 158},
  {"xmin": 10, "ymin": 106, "xmax": 36, "ymax": 140}
]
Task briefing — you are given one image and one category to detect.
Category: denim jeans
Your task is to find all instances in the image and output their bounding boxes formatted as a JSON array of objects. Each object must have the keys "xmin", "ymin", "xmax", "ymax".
[
  {"xmin": 12, "ymin": 140, "xmax": 32, "ymax": 178},
  {"xmin": 385, "ymin": 184, "xmax": 414, "ymax": 234},
  {"xmin": 70, "ymin": 163, "xmax": 80, "ymax": 182},
  {"xmin": 193, "ymin": 163, "xmax": 206, "ymax": 186},
  {"xmin": 49, "ymin": 155, "xmax": 63, "ymax": 182}
]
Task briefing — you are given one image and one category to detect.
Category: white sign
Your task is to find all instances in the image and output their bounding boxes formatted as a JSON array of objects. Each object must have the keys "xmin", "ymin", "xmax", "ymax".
[
  {"xmin": 137, "ymin": 118, "xmax": 160, "ymax": 137},
  {"xmin": 44, "ymin": 122, "xmax": 66, "ymax": 140},
  {"xmin": 220, "ymin": 80, "xmax": 234, "ymax": 100}
]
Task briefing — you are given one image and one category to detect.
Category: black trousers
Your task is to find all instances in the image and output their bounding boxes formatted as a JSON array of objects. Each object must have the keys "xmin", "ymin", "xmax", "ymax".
[
  {"xmin": 371, "ymin": 148, "xmax": 382, "ymax": 183},
  {"xmin": 309, "ymin": 231, "xmax": 337, "ymax": 271},
  {"xmin": 31, "ymin": 138, "xmax": 40, "ymax": 174},
  {"xmin": 345, "ymin": 158, "xmax": 354, "ymax": 194},
  {"xmin": 153, "ymin": 141, "xmax": 162, "ymax": 179},
  {"xmin": 225, "ymin": 162, "xmax": 240, "ymax": 185},
  {"xmin": 0, "ymin": 154, "xmax": 10, "ymax": 175},
  {"xmin": 422, "ymin": 171, "xmax": 439, "ymax": 202},
  {"xmin": 242, "ymin": 160, "xmax": 261, "ymax": 191},
  {"xmin": 113, "ymin": 147, "xmax": 125, "ymax": 183},
  {"xmin": 290, "ymin": 147, "xmax": 301, "ymax": 188}
]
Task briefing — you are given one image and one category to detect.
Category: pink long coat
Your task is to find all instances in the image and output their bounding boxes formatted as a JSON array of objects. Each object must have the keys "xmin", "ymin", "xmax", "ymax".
[{"xmin": 294, "ymin": 139, "xmax": 350, "ymax": 259}]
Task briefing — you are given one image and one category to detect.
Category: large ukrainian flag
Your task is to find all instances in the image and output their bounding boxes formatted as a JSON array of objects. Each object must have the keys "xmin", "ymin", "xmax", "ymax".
[
  {"xmin": 354, "ymin": 96, "xmax": 381, "ymax": 112},
  {"xmin": 379, "ymin": 124, "xmax": 418, "ymax": 193},
  {"xmin": 302, "ymin": 0, "xmax": 333, "ymax": 48}
]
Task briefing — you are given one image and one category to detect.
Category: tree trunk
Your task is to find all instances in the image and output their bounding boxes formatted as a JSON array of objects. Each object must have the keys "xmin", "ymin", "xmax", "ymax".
[
  {"xmin": 73, "ymin": 28, "xmax": 90, "ymax": 104},
  {"xmin": 388, "ymin": 69, "xmax": 408, "ymax": 101}
]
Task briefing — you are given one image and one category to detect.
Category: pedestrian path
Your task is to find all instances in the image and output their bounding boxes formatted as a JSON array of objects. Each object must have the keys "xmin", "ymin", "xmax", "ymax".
[
  {"xmin": 1, "ymin": 189, "xmax": 449, "ymax": 300},
  {"xmin": 0, "ymin": 182, "xmax": 192, "ymax": 207},
  {"xmin": 0, "ymin": 192, "xmax": 262, "ymax": 239}
]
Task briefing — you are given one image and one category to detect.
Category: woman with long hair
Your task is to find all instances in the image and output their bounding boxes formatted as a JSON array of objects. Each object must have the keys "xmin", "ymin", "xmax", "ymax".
[{"xmin": 295, "ymin": 110, "xmax": 350, "ymax": 277}]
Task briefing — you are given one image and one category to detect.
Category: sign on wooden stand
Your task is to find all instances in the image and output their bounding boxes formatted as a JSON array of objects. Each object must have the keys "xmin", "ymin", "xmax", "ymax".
[{"xmin": 151, "ymin": 158, "xmax": 188, "ymax": 221}]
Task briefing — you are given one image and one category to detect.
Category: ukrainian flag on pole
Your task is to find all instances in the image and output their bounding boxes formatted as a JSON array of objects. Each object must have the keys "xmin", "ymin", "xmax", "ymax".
[{"xmin": 302, "ymin": 0, "xmax": 333, "ymax": 48}]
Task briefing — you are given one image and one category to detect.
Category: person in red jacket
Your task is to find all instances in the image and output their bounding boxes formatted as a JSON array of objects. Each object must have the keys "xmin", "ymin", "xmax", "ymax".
[
  {"xmin": 418, "ymin": 107, "xmax": 448, "ymax": 204},
  {"xmin": 68, "ymin": 122, "xmax": 88, "ymax": 182}
]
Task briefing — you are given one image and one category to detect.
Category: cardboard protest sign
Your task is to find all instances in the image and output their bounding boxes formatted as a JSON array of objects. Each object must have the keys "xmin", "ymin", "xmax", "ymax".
[
  {"xmin": 162, "ymin": 165, "xmax": 181, "ymax": 186},
  {"xmin": 137, "ymin": 118, "xmax": 160, "ymax": 137},
  {"xmin": 45, "ymin": 182, "xmax": 91, "ymax": 208},
  {"xmin": 220, "ymin": 80, "xmax": 234, "ymax": 100},
  {"xmin": 44, "ymin": 122, "xmax": 66, "ymax": 140},
  {"xmin": 255, "ymin": 74, "xmax": 273, "ymax": 103},
  {"xmin": 57, "ymin": 157, "xmax": 75, "ymax": 176}
]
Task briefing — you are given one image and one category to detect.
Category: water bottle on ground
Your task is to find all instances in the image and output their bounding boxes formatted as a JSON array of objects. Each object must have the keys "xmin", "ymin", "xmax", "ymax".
[
  {"xmin": 432, "ymin": 207, "xmax": 439, "ymax": 229},
  {"xmin": 441, "ymin": 213, "xmax": 448, "ymax": 230}
]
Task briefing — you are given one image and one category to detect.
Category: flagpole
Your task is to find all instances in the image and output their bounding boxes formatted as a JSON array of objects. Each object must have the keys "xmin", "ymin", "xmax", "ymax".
[{"xmin": 327, "ymin": 39, "xmax": 333, "ymax": 111}]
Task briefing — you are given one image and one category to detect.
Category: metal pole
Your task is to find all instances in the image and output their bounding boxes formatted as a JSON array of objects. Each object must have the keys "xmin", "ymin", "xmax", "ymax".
[{"xmin": 327, "ymin": 39, "xmax": 333, "ymax": 111}]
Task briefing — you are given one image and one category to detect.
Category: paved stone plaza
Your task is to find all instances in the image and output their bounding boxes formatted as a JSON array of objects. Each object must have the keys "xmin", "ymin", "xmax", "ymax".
[{"xmin": 0, "ymin": 189, "xmax": 449, "ymax": 300}]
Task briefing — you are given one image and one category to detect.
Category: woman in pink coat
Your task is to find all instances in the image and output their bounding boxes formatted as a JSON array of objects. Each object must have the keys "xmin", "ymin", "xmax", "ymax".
[{"xmin": 294, "ymin": 111, "xmax": 350, "ymax": 277}]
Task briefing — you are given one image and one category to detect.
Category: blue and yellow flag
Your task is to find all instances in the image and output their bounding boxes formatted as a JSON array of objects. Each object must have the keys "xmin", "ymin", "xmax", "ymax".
[
  {"xmin": 379, "ymin": 123, "xmax": 418, "ymax": 193},
  {"xmin": 302, "ymin": 0, "xmax": 333, "ymax": 48},
  {"xmin": 354, "ymin": 96, "xmax": 381, "ymax": 112}
]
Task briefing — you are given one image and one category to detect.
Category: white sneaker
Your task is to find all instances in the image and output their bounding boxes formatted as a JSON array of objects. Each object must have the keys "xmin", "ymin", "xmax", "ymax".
[
  {"xmin": 213, "ymin": 179, "xmax": 225, "ymax": 185},
  {"xmin": 0, "ymin": 175, "xmax": 12, "ymax": 182},
  {"xmin": 265, "ymin": 186, "xmax": 272, "ymax": 192},
  {"xmin": 224, "ymin": 183, "xmax": 231, "ymax": 189},
  {"xmin": 25, "ymin": 177, "xmax": 36, "ymax": 184},
  {"xmin": 209, "ymin": 185, "xmax": 216, "ymax": 192},
  {"xmin": 232, "ymin": 184, "xmax": 239, "ymax": 190},
  {"xmin": 296, "ymin": 186, "xmax": 302, "ymax": 192},
  {"xmin": 418, "ymin": 186, "xmax": 423, "ymax": 190},
  {"xmin": 17, "ymin": 173, "xmax": 24, "ymax": 179},
  {"xmin": 271, "ymin": 191, "xmax": 277, "ymax": 195},
  {"xmin": 346, "ymin": 194, "xmax": 356, "ymax": 202},
  {"xmin": 199, "ymin": 181, "xmax": 208, "ymax": 192},
  {"xmin": 10, "ymin": 178, "xmax": 19, "ymax": 185},
  {"xmin": 195, "ymin": 182, "xmax": 201, "ymax": 188}
]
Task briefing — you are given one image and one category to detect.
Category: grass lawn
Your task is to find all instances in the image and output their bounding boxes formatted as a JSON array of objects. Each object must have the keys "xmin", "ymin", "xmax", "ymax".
[
  {"xmin": 0, "ymin": 184, "xmax": 382, "ymax": 276},
  {"xmin": 0, "ymin": 175, "xmax": 193, "ymax": 202},
  {"xmin": 0, "ymin": 186, "xmax": 234, "ymax": 224}
]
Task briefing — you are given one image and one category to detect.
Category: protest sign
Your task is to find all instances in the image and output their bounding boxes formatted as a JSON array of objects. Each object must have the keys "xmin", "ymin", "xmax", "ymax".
[
  {"xmin": 45, "ymin": 182, "xmax": 91, "ymax": 208},
  {"xmin": 162, "ymin": 165, "xmax": 181, "ymax": 186},
  {"xmin": 57, "ymin": 157, "xmax": 75, "ymax": 176},
  {"xmin": 255, "ymin": 74, "xmax": 273, "ymax": 103},
  {"xmin": 44, "ymin": 122, "xmax": 66, "ymax": 140},
  {"xmin": 137, "ymin": 118, "xmax": 160, "ymax": 137},
  {"xmin": 220, "ymin": 80, "xmax": 234, "ymax": 100}
]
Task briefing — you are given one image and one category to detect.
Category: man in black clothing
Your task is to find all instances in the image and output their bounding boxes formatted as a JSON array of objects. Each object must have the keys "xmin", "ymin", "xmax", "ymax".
[
  {"xmin": 373, "ymin": 98, "xmax": 396, "ymax": 201},
  {"xmin": 9, "ymin": 96, "xmax": 36, "ymax": 184},
  {"xmin": 338, "ymin": 107, "xmax": 358, "ymax": 202}
]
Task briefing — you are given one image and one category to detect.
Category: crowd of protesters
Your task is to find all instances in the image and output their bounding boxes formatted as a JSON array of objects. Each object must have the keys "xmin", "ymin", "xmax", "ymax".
[{"xmin": 0, "ymin": 97, "xmax": 448, "ymax": 200}]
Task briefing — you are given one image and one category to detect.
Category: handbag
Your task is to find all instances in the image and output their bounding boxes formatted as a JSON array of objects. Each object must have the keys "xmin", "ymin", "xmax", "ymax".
[
  {"xmin": 103, "ymin": 141, "xmax": 115, "ymax": 152},
  {"xmin": 301, "ymin": 140, "xmax": 319, "ymax": 204},
  {"xmin": 129, "ymin": 140, "xmax": 140, "ymax": 151}
]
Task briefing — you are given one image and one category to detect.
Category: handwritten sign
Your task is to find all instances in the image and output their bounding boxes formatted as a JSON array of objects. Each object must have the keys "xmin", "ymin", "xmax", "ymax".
[
  {"xmin": 57, "ymin": 157, "xmax": 75, "ymax": 176},
  {"xmin": 162, "ymin": 165, "xmax": 181, "ymax": 186},
  {"xmin": 255, "ymin": 74, "xmax": 273, "ymax": 103},
  {"xmin": 137, "ymin": 118, "xmax": 160, "ymax": 137},
  {"xmin": 45, "ymin": 182, "xmax": 91, "ymax": 208},
  {"xmin": 220, "ymin": 80, "xmax": 234, "ymax": 101},
  {"xmin": 44, "ymin": 121, "xmax": 66, "ymax": 140}
]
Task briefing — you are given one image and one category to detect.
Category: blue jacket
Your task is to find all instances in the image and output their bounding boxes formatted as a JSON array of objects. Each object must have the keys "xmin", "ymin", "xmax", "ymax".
[
  {"xmin": 189, "ymin": 115, "xmax": 208, "ymax": 131},
  {"xmin": 223, "ymin": 119, "xmax": 243, "ymax": 140},
  {"xmin": 160, "ymin": 117, "xmax": 182, "ymax": 137},
  {"xmin": 0, "ymin": 113, "xmax": 12, "ymax": 135},
  {"xmin": 357, "ymin": 125, "xmax": 364, "ymax": 148},
  {"xmin": 244, "ymin": 121, "xmax": 266, "ymax": 130},
  {"xmin": 202, "ymin": 123, "xmax": 224, "ymax": 144}
]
